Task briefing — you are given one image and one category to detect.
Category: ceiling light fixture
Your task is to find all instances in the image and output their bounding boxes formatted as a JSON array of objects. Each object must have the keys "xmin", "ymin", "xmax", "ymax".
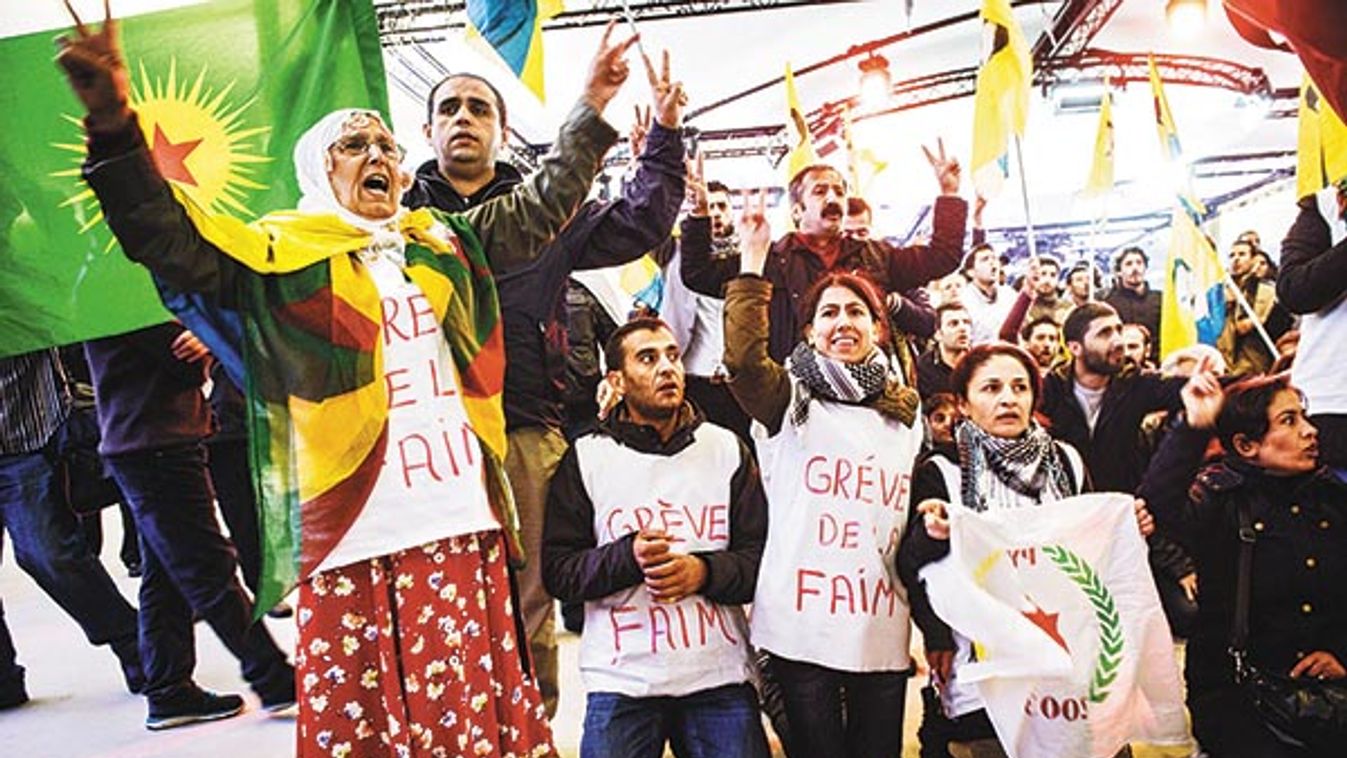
[
  {"xmin": 1165, "ymin": 0, "xmax": 1207, "ymax": 39},
  {"xmin": 858, "ymin": 52, "xmax": 892, "ymax": 110}
]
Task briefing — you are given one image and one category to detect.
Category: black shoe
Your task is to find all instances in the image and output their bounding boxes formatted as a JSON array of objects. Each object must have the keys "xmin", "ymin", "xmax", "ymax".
[
  {"xmin": 264, "ymin": 602, "xmax": 293, "ymax": 620},
  {"xmin": 145, "ymin": 687, "xmax": 244, "ymax": 731},
  {"xmin": 126, "ymin": 563, "xmax": 143, "ymax": 579},
  {"xmin": 0, "ymin": 668, "xmax": 29, "ymax": 711},
  {"xmin": 257, "ymin": 664, "xmax": 296, "ymax": 714}
]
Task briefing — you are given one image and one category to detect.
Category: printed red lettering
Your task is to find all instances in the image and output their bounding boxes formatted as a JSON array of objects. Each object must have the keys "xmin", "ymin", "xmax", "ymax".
[
  {"xmin": 1007, "ymin": 547, "xmax": 1037, "ymax": 569},
  {"xmin": 649, "ymin": 605, "xmax": 675, "ymax": 654},
  {"xmin": 408, "ymin": 294, "xmax": 439, "ymax": 338},
  {"xmin": 385, "ymin": 368, "xmax": 415, "ymax": 410},
  {"xmin": 796, "ymin": 568, "xmax": 825, "ymax": 611},
  {"xmin": 832, "ymin": 457, "xmax": 853, "ymax": 499},
  {"xmin": 610, "ymin": 606, "xmax": 641, "ymax": 653},
  {"xmin": 397, "ymin": 433, "xmax": 441, "ymax": 487},
  {"xmin": 381, "ymin": 297, "xmax": 409, "ymax": 344},
  {"xmin": 804, "ymin": 455, "xmax": 830, "ymax": 494},
  {"xmin": 707, "ymin": 504, "xmax": 728, "ymax": 541},
  {"xmin": 840, "ymin": 520, "xmax": 861, "ymax": 549},
  {"xmin": 427, "ymin": 359, "xmax": 458, "ymax": 398},
  {"xmin": 855, "ymin": 463, "xmax": 875, "ymax": 504},
  {"xmin": 437, "ymin": 429, "xmax": 461, "ymax": 476}
]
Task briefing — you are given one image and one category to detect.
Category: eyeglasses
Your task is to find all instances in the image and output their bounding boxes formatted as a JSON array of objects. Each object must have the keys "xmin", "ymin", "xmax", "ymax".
[{"xmin": 331, "ymin": 134, "xmax": 406, "ymax": 161}]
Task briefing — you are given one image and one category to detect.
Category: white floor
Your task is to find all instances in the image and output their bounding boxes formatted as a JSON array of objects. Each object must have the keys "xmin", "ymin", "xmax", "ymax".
[{"xmin": 0, "ymin": 509, "xmax": 1194, "ymax": 757}]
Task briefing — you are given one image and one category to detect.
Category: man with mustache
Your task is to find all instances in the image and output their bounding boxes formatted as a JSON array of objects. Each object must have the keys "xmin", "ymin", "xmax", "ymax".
[
  {"xmin": 402, "ymin": 39, "xmax": 690, "ymax": 718},
  {"xmin": 759, "ymin": 148, "xmax": 966, "ymax": 370},
  {"xmin": 1038, "ymin": 302, "xmax": 1187, "ymax": 494}
]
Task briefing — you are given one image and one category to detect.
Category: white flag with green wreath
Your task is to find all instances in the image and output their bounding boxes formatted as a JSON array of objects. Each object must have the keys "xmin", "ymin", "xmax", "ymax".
[{"xmin": 921, "ymin": 493, "xmax": 1189, "ymax": 757}]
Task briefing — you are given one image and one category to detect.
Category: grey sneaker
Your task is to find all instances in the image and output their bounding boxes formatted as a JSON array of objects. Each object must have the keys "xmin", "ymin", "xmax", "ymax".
[{"xmin": 145, "ymin": 687, "xmax": 244, "ymax": 731}]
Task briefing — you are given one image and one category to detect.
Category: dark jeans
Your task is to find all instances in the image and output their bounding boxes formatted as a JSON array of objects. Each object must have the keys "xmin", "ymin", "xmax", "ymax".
[
  {"xmin": 1190, "ymin": 686, "xmax": 1327, "ymax": 758},
  {"xmin": 685, "ymin": 375, "xmax": 752, "ymax": 446},
  {"xmin": 0, "ymin": 441, "xmax": 141, "ymax": 688},
  {"xmin": 581, "ymin": 682, "xmax": 770, "ymax": 758},
  {"xmin": 106, "ymin": 443, "xmax": 290, "ymax": 703},
  {"xmin": 766, "ymin": 653, "xmax": 909, "ymax": 758},
  {"xmin": 80, "ymin": 502, "xmax": 142, "ymax": 572},
  {"xmin": 206, "ymin": 437, "xmax": 262, "ymax": 594}
]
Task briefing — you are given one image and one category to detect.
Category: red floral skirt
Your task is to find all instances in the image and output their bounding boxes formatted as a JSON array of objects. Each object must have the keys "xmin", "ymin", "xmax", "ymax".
[{"xmin": 296, "ymin": 530, "xmax": 555, "ymax": 757}]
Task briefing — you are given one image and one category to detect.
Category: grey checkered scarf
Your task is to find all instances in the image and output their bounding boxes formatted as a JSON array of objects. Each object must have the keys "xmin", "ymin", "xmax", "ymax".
[
  {"xmin": 955, "ymin": 418, "xmax": 1073, "ymax": 512},
  {"xmin": 786, "ymin": 342, "xmax": 918, "ymax": 428}
]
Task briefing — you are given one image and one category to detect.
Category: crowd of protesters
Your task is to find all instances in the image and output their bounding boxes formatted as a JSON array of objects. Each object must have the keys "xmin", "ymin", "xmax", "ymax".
[{"xmin": 0, "ymin": 4, "xmax": 1345, "ymax": 758}]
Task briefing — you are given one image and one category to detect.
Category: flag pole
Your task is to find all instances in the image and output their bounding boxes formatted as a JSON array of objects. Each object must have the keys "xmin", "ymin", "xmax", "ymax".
[
  {"xmin": 1014, "ymin": 135, "xmax": 1038, "ymax": 258},
  {"xmin": 1221, "ymin": 269, "xmax": 1280, "ymax": 358}
]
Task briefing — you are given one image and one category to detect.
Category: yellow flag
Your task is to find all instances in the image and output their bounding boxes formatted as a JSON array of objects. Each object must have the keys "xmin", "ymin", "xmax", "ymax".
[
  {"xmin": 784, "ymin": 62, "xmax": 820, "ymax": 180},
  {"xmin": 1160, "ymin": 209, "xmax": 1228, "ymax": 359},
  {"xmin": 1297, "ymin": 76, "xmax": 1327, "ymax": 199},
  {"xmin": 1083, "ymin": 86, "xmax": 1114, "ymax": 196},
  {"xmin": 1323, "ymin": 87, "xmax": 1347, "ymax": 186},
  {"xmin": 465, "ymin": 0, "xmax": 564, "ymax": 102},
  {"xmin": 970, "ymin": 0, "xmax": 1032, "ymax": 196},
  {"xmin": 1148, "ymin": 55, "xmax": 1204, "ymax": 217}
]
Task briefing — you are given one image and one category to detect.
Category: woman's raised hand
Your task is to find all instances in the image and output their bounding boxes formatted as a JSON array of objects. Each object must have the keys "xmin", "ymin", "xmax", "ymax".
[
  {"xmin": 918, "ymin": 499, "xmax": 951, "ymax": 540},
  {"xmin": 54, "ymin": 0, "xmax": 130, "ymax": 126},
  {"xmin": 1181, "ymin": 355, "xmax": 1224, "ymax": 429},
  {"xmin": 737, "ymin": 188, "xmax": 771, "ymax": 276}
]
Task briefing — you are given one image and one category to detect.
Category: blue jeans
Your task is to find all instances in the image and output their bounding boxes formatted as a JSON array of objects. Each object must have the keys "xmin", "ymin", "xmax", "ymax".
[
  {"xmin": 106, "ymin": 443, "xmax": 290, "ymax": 703},
  {"xmin": 0, "ymin": 434, "xmax": 141, "ymax": 688},
  {"xmin": 581, "ymin": 682, "xmax": 770, "ymax": 758},
  {"xmin": 766, "ymin": 653, "xmax": 909, "ymax": 758}
]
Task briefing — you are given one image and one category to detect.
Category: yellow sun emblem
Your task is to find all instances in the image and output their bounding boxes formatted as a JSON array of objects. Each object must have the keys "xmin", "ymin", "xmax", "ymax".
[{"xmin": 53, "ymin": 59, "xmax": 270, "ymax": 240}]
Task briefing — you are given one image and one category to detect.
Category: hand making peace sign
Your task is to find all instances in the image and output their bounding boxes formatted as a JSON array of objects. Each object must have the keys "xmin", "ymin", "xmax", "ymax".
[
  {"xmin": 54, "ymin": 0, "xmax": 131, "ymax": 128},
  {"xmin": 921, "ymin": 137, "xmax": 962, "ymax": 197}
]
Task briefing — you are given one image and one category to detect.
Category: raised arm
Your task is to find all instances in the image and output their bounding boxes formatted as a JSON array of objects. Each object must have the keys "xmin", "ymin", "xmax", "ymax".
[
  {"xmin": 59, "ymin": 4, "xmax": 250, "ymax": 300},
  {"xmin": 570, "ymin": 48, "xmax": 688, "ymax": 271},
  {"xmin": 460, "ymin": 22, "xmax": 634, "ymax": 271},
  {"xmin": 884, "ymin": 140, "xmax": 968, "ymax": 291},
  {"xmin": 722, "ymin": 191, "xmax": 792, "ymax": 433},
  {"xmin": 1276, "ymin": 198, "xmax": 1347, "ymax": 314}
]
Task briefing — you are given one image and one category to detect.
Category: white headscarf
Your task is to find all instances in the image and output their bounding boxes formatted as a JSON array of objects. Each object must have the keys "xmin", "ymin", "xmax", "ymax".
[{"xmin": 292, "ymin": 108, "xmax": 408, "ymax": 266}]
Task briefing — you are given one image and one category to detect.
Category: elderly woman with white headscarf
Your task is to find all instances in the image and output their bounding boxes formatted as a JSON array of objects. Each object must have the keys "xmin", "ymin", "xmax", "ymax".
[{"xmin": 58, "ymin": 7, "xmax": 633, "ymax": 755}]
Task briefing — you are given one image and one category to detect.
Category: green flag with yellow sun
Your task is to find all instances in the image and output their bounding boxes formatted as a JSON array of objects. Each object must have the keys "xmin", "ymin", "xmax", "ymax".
[{"xmin": 0, "ymin": 0, "xmax": 388, "ymax": 358}]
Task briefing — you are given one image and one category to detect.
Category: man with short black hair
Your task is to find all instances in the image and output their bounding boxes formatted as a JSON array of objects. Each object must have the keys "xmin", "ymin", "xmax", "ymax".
[
  {"xmin": 960, "ymin": 243, "xmax": 1016, "ymax": 344},
  {"xmin": 1065, "ymin": 261, "xmax": 1099, "ymax": 309},
  {"xmin": 917, "ymin": 304, "xmax": 971, "ymax": 401},
  {"xmin": 543, "ymin": 318, "xmax": 769, "ymax": 758},
  {"xmin": 403, "ymin": 42, "xmax": 688, "ymax": 717},
  {"xmin": 1040, "ymin": 302, "xmax": 1186, "ymax": 493},
  {"xmin": 1218, "ymin": 238, "xmax": 1287, "ymax": 377},
  {"xmin": 1103, "ymin": 246, "xmax": 1162, "ymax": 363},
  {"xmin": 1120, "ymin": 323, "xmax": 1153, "ymax": 372},
  {"xmin": 1020, "ymin": 315, "xmax": 1061, "ymax": 372},
  {"xmin": 762, "ymin": 152, "xmax": 965, "ymax": 365}
]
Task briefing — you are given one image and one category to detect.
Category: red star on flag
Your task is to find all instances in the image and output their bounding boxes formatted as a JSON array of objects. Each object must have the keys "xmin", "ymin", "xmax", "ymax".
[
  {"xmin": 151, "ymin": 124, "xmax": 203, "ymax": 186},
  {"xmin": 1022, "ymin": 601, "xmax": 1070, "ymax": 653}
]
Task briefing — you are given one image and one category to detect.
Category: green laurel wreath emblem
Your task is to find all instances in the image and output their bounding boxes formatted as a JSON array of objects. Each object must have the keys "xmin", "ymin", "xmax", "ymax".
[{"xmin": 1041, "ymin": 544, "xmax": 1124, "ymax": 704}]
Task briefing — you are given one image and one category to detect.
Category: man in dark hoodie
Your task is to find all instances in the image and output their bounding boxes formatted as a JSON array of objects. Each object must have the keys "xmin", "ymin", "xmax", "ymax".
[
  {"xmin": 402, "ymin": 51, "xmax": 687, "ymax": 715},
  {"xmin": 541, "ymin": 317, "xmax": 768, "ymax": 757}
]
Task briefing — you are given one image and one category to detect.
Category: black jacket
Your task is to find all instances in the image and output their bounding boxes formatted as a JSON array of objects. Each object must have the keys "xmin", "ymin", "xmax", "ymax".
[
  {"xmin": 1276, "ymin": 198, "xmax": 1347, "ymax": 316},
  {"xmin": 1039, "ymin": 365, "xmax": 1185, "ymax": 493},
  {"xmin": 541, "ymin": 403, "xmax": 767, "ymax": 606},
  {"xmin": 403, "ymin": 123, "xmax": 685, "ymax": 431},
  {"xmin": 1102, "ymin": 285, "xmax": 1162, "ymax": 363},
  {"xmin": 761, "ymin": 197, "xmax": 967, "ymax": 363},
  {"xmin": 1138, "ymin": 424, "xmax": 1347, "ymax": 694}
]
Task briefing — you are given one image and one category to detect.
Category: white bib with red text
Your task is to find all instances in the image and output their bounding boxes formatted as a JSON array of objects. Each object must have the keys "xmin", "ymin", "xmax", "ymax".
[
  {"xmin": 575, "ymin": 423, "xmax": 754, "ymax": 698},
  {"xmin": 750, "ymin": 393, "xmax": 920, "ymax": 672},
  {"xmin": 316, "ymin": 256, "xmax": 497, "ymax": 573}
]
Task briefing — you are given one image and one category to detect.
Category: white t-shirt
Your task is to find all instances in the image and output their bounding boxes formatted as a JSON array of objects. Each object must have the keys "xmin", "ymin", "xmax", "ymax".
[
  {"xmin": 1072, "ymin": 382, "xmax": 1106, "ymax": 434},
  {"xmin": 316, "ymin": 254, "xmax": 498, "ymax": 573},
  {"xmin": 960, "ymin": 282, "xmax": 1017, "ymax": 345}
]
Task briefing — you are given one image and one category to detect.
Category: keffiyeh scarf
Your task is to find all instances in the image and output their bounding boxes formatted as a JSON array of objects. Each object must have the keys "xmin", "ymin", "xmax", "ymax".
[
  {"xmin": 785, "ymin": 342, "xmax": 919, "ymax": 428},
  {"xmin": 955, "ymin": 418, "xmax": 1074, "ymax": 512}
]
